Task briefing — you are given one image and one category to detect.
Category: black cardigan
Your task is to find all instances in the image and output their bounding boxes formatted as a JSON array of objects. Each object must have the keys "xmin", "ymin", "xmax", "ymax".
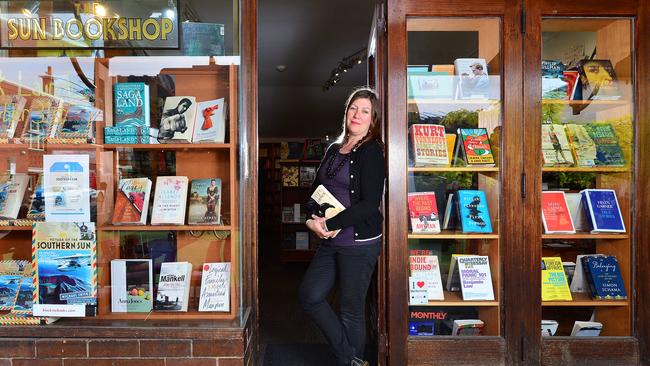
[{"xmin": 307, "ymin": 139, "xmax": 386, "ymax": 242}]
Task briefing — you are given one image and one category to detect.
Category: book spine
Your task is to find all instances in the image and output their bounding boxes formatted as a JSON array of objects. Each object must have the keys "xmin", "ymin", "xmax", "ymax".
[
  {"xmin": 580, "ymin": 191, "xmax": 595, "ymax": 232},
  {"xmin": 105, "ymin": 126, "xmax": 142, "ymax": 136},
  {"xmin": 104, "ymin": 135, "xmax": 143, "ymax": 144}
]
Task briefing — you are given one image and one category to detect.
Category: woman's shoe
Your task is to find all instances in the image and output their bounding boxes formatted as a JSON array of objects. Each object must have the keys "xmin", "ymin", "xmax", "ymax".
[{"xmin": 351, "ymin": 357, "xmax": 369, "ymax": 366}]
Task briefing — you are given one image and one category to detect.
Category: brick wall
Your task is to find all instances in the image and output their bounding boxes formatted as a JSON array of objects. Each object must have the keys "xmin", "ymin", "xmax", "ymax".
[{"xmin": 0, "ymin": 337, "xmax": 250, "ymax": 366}]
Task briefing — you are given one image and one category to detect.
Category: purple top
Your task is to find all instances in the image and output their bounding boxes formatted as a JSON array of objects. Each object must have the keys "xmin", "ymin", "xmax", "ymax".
[{"xmin": 319, "ymin": 151, "xmax": 381, "ymax": 246}]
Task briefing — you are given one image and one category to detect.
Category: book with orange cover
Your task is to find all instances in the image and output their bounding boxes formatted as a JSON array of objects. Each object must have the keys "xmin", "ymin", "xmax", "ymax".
[{"xmin": 112, "ymin": 178, "xmax": 152, "ymax": 225}]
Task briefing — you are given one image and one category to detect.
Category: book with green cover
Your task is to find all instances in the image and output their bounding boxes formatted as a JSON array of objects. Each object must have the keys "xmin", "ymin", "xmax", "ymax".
[
  {"xmin": 565, "ymin": 124, "xmax": 597, "ymax": 167},
  {"xmin": 583, "ymin": 123, "xmax": 625, "ymax": 166}
]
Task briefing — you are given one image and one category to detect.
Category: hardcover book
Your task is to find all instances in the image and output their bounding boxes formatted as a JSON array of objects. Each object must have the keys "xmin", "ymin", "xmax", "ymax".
[
  {"xmin": 281, "ymin": 166, "xmax": 299, "ymax": 187},
  {"xmin": 541, "ymin": 257, "xmax": 572, "ymax": 301},
  {"xmin": 112, "ymin": 178, "xmax": 152, "ymax": 225},
  {"xmin": 199, "ymin": 262, "xmax": 230, "ymax": 312},
  {"xmin": 570, "ymin": 254, "xmax": 606, "ymax": 293},
  {"xmin": 583, "ymin": 255, "xmax": 626, "ymax": 300},
  {"xmin": 541, "ymin": 124, "xmax": 575, "ymax": 166},
  {"xmin": 409, "ymin": 255, "xmax": 444, "ymax": 301},
  {"xmin": 582, "ymin": 123, "xmax": 625, "ymax": 166},
  {"xmin": 154, "ymin": 262, "xmax": 192, "ymax": 312},
  {"xmin": 457, "ymin": 190, "xmax": 492, "ymax": 233},
  {"xmin": 452, "ymin": 319, "xmax": 484, "ymax": 336},
  {"xmin": 110, "ymin": 259, "xmax": 153, "ymax": 312},
  {"xmin": 454, "ymin": 58, "xmax": 490, "ymax": 99},
  {"xmin": 541, "ymin": 191, "xmax": 576, "ymax": 234},
  {"xmin": 454, "ymin": 128, "xmax": 495, "ymax": 167},
  {"xmin": 580, "ymin": 189, "xmax": 625, "ymax": 233},
  {"xmin": 104, "ymin": 135, "xmax": 146, "ymax": 144},
  {"xmin": 541, "ymin": 60, "xmax": 567, "ymax": 99},
  {"xmin": 457, "ymin": 256, "xmax": 494, "ymax": 301},
  {"xmin": 577, "ymin": 59, "xmax": 620, "ymax": 100},
  {"xmin": 187, "ymin": 178, "xmax": 222, "ymax": 225},
  {"xmin": 26, "ymin": 174, "xmax": 45, "ymax": 221},
  {"xmin": 157, "ymin": 96, "xmax": 197, "ymax": 143},
  {"xmin": 151, "ymin": 176, "xmax": 189, "ymax": 225},
  {"xmin": 408, "ymin": 192, "xmax": 441, "ymax": 234},
  {"xmin": 565, "ymin": 124, "xmax": 598, "ymax": 167},
  {"xmin": 409, "ymin": 124, "xmax": 449, "ymax": 166},
  {"xmin": 0, "ymin": 173, "xmax": 29, "ymax": 220},
  {"xmin": 114, "ymin": 82, "xmax": 150, "ymax": 129},
  {"xmin": 32, "ymin": 222, "xmax": 97, "ymax": 317},
  {"xmin": 52, "ymin": 105, "xmax": 95, "ymax": 140},
  {"xmin": 0, "ymin": 95, "xmax": 26, "ymax": 139},
  {"xmin": 192, "ymin": 98, "xmax": 226, "ymax": 143},
  {"xmin": 21, "ymin": 97, "xmax": 62, "ymax": 143},
  {"xmin": 310, "ymin": 184, "xmax": 346, "ymax": 238}
]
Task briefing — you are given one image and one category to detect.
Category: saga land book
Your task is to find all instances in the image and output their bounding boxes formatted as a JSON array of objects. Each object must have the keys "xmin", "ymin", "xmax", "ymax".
[
  {"xmin": 577, "ymin": 59, "xmax": 621, "ymax": 100},
  {"xmin": 454, "ymin": 58, "xmax": 490, "ymax": 99},
  {"xmin": 310, "ymin": 184, "xmax": 346, "ymax": 238},
  {"xmin": 565, "ymin": 124, "xmax": 598, "ymax": 167},
  {"xmin": 0, "ymin": 173, "xmax": 29, "ymax": 220},
  {"xmin": 26, "ymin": 174, "xmax": 45, "ymax": 221},
  {"xmin": 109, "ymin": 82, "xmax": 150, "ymax": 143},
  {"xmin": 151, "ymin": 176, "xmax": 189, "ymax": 225},
  {"xmin": 111, "ymin": 259, "xmax": 153, "ymax": 312},
  {"xmin": 50, "ymin": 105, "xmax": 95, "ymax": 142},
  {"xmin": 0, "ymin": 95, "xmax": 26, "ymax": 139},
  {"xmin": 32, "ymin": 222, "xmax": 97, "ymax": 317},
  {"xmin": 541, "ymin": 257, "xmax": 572, "ymax": 301},
  {"xmin": 154, "ymin": 262, "xmax": 192, "ymax": 312},
  {"xmin": 409, "ymin": 255, "xmax": 444, "ymax": 301},
  {"xmin": 457, "ymin": 190, "xmax": 493, "ymax": 233},
  {"xmin": 457, "ymin": 256, "xmax": 494, "ymax": 301},
  {"xmin": 112, "ymin": 178, "xmax": 152, "ymax": 225},
  {"xmin": 408, "ymin": 192, "xmax": 441, "ymax": 234},
  {"xmin": 0, "ymin": 260, "xmax": 28, "ymax": 310},
  {"xmin": 192, "ymin": 98, "xmax": 226, "ymax": 143},
  {"xmin": 409, "ymin": 124, "xmax": 449, "ymax": 166},
  {"xmin": 541, "ymin": 124, "xmax": 575, "ymax": 166},
  {"xmin": 21, "ymin": 97, "xmax": 62, "ymax": 143},
  {"xmin": 582, "ymin": 255, "xmax": 626, "ymax": 300},
  {"xmin": 454, "ymin": 128, "xmax": 495, "ymax": 167},
  {"xmin": 541, "ymin": 60, "xmax": 567, "ymax": 99},
  {"xmin": 198, "ymin": 262, "xmax": 231, "ymax": 312},
  {"xmin": 541, "ymin": 191, "xmax": 576, "ymax": 234},
  {"xmin": 580, "ymin": 189, "xmax": 625, "ymax": 233},
  {"xmin": 157, "ymin": 96, "xmax": 197, "ymax": 143},
  {"xmin": 188, "ymin": 178, "xmax": 222, "ymax": 225},
  {"xmin": 582, "ymin": 123, "xmax": 625, "ymax": 166}
]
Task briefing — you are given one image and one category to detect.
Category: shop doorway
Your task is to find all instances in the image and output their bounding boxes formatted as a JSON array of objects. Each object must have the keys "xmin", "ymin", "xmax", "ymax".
[{"xmin": 256, "ymin": 1, "xmax": 385, "ymax": 365}]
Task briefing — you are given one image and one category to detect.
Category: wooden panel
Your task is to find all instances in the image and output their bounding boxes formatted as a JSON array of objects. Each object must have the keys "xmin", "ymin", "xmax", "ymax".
[
  {"xmin": 408, "ymin": 337, "xmax": 506, "ymax": 365},
  {"xmin": 541, "ymin": 338, "xmax": 639, "ymax": 366},
  {"xmin": 540, "ymin": 0, "xmax": 637, "ymax": 16},
  {"xmin": 406, "ymin": 0, "xmax": 506, "ymax": 16}
]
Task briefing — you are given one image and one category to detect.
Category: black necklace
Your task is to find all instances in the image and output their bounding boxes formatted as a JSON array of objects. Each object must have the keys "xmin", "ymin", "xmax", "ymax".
[{"xmin": 325, "ymin": 139, "xmax": 364, "ymax": 179}]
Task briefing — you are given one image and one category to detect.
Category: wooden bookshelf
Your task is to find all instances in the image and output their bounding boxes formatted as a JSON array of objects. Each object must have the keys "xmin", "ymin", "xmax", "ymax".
[
  {"xmin": 416, "ymin": 291, "xmax": 499, "ymax": 307},
  {"xmin": 0, "ymin": 226, "xmax": 32, "ymax": 231},
  {"xmin": 542, "ymin": 292, "xmax": 629, "ymax": 307},
  {"xmin": 542, "ymin": 166, "xmax": 631, "ymax": 173},
  {"xmin": 408, "ymin": 231, "xmax": 499, "ymax": 240},
  {"xmin": 103, "ymin": 143, "xmax": 230, "ymax": 150},
  {"xmin": 541, "ymin": 99, "xmax": 630, "ymax": 106},
  {"xmin": 408, "ymin": 166, "xmax": 500, "ymax": 173},
  {"xmin": 99, "ymin": 225, "xmax": 232, "ymax": 232},
  {"xmin": 407, "ymin": 98, "xmax": 500, "ymax": 105},
  {"xmin": 542, "ymin": 233, "xmax": 629, "ymax": 240}
]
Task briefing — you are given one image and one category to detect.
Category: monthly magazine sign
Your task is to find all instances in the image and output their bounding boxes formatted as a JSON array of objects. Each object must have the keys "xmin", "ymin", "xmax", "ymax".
[{"xmin": 1, "ymin": 1, "xmax": 179, "ymax": 49}]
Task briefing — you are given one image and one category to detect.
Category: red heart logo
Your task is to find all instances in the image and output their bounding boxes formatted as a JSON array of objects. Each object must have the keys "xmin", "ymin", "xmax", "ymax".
[{"xmin": 417, "ymin": 281, "xmax": 425, "ymax": 288}]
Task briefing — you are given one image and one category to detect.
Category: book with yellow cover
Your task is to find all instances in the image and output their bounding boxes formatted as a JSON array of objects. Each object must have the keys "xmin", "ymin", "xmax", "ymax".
[{"xmin": 541, "ymin": 257, "xmax": 572, "ymax": 301}]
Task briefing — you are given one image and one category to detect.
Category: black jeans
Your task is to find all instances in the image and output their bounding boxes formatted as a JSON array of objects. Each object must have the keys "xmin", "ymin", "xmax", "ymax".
[{"xmin": 298, "ymin": 242, "xmax": 381, "ymax": 366}]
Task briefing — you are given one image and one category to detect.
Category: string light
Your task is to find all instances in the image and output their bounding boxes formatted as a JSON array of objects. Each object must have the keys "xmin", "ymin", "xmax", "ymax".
[{"xmin": 322, "ymin": 47, "xmax": 367, "ymax": 91}]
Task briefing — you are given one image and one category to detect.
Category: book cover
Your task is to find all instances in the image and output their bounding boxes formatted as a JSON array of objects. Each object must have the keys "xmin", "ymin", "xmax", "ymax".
[
  {"xmin": 53, "ymin": 105, "xmax": 95, "ymax": 140},
  {"xmin": 458, "ymin": 256, "xmax": 494, "ymax": 301},
  {"xmin": 407, "ymin": 71, "xmax": 455, "ymax": 99},
  {"xmin": 454, "ymin": 58, "xmax": 490, "ymax": 99},
  {"xmin": 407, "ymin": 192, "xmax": 441, "ymax": 233},
  {"xmin": 581, "ymin": 189, "xmax": 625, "ymax": 233},
  {"xmin": 281, "ymin": 166, "xmax": 299, "ymax": 187},
  {"xmin": 21, "ymin": 97, "xmax": 62, "ymax": 143},
  {"xmin": 541, "ymin": 257, "xmax": 572, "ymax": 301},
  {"xmin": 0, "ymin": 95, "xmax": 26, "ymax": 139},
  {"xmin": 583, "ymin": 256, "xmax": 626, "ymax": 300},
  {"xmin": 154, "ymin": 262, "xmax": 192, "ymax": 312},
  {"xmin": 541, "ymin": 60, "xmax": 567, "ymax": 99},
  {"xmin": 408, "ymin": 276, "xmax": 429, "ymax": 305},
  {"xmin": 409, "ymin": 255, "xmax": 444, "ymax": 301},
  {"xmin": 112, "ymin": 178, "xmax": 152, "ymax": 225},
  {"xmin": 151, "ymin": 176, "xmax": 189, "ymax": 225},
  {"xmin": 582, "ymin": 123, "xmax": 625, "ymax": 166},
  {"xmin": 26, "ymin": 174, "xmax": 45, "ymax": 220},
  {"xmin": 299, "ymin": 166, "xmax": 316, "ymax": 188},
  {"xmin": 457, "ymin": 190, "xmax": 493, "ymax": 233},
  {"xmin": 0, "ymin": 173, "xmax": 29, "ymax": 220},
  {"xmin": 188, "ymin": 178, "xmax": 222, "ymax": 225},
  {"xmin": 114, "ymin": 82, "xmax": 150, "ymax": 129},
  {"xmin": 199, "ymin": 262, "xmax": 230, "ymax": 312},
  {"xmin": 11, "ymin": 269, "xmax": 34, "ymax": 315},
  {"xmin": 565, "ymin": 193, "xmax": 587, "ymax": 231},
  {"xmin": 310, "ymin": 184, "xmax": 346, "ymax": 238},
  {"xmin": 43, "ymin": 154, "xmax": 91, "ymax": 222},
  {"xmin": 541, "ymin": 124, "xmax": 575, "ymax": 166},
  {"xmin": 158, "ymin": 96, "xmax": 197, "ymax": 143},
  {"xmin": 182, "ymin": 22, "xmax": 225, "ymax": 56},
  {"xmin": 452, "ymin": 319, "xmax": 484, "ymax": 336},
  {"xmin": 541, "ymin": 191, "xmax": 576, "ymax": 234},
  {"xmin": 456, "ymin": 128, "xmax": 495, "ymax": 166},
  {"xmin": 409, "ymin": 124, "xmax": 449, "ymax": 166},
  {"xmin": 570, "ymin": 254, "xmax": 606, "ymax": 293},
  {"xmin": 565, "ymin": 124, "xmax": 598, "ymax": 167},
  {"xmin": 0, "ymin": 261, "xmax": 28, "ymax": 310},
  {"xmin": 32, "ymin": 222, "xmax": 97, "ymax": 317},
  {"xmin": 110, "ymin": 259, "xmax": 153, "ymax": 313},
  {"xmin": 192, "ymin": 98, "xmax": 226, "ymax": 143},
  {"xmin": 446, "ymin": 254, "xmax": 475, "ymax": 292},
  {"xmin": 578, "ymin": 59, "xmax": 620, "ymax": 100},
  {"xmin": 541, "ymin": 320, "xmax": 559, "ymax": 337},
  {"xmin": 563, "ymin": 70, "xmax": 581, "ymax": 100},
  {"xmin": 571, "ymin": 321, "xmax": 603, "ymax": 336}
]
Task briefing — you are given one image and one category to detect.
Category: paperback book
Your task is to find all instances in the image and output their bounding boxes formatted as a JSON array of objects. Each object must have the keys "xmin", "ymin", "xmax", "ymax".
[
  {"xmin": 577, "ymin": 59, "xmax": 620, "ymax": 100},
  {"xmin": 112, "ymin": 178, "xmax": 152, "ymax": 225},
  {"xmin": 409, "ymin": 124, "xmax": 449, "ymax": 166},
  {"xmin": 571, "ymin": 321, "xmax": 602, "ymax": 336},
  {"xmin": 446, "ymin": 254, "xmax": 476, "ymax": 292},
  {"xmin": 565, "ymin": 193, "xmax": 587, "ymax": 231},
  {"xmin": 158, "ymin": 96, "xmax": 197, "ymax": 143},
  {"xmin": 580, "ymin": 189, "xmax": 625, "ymax": 233},
  {"xmin": 409, "ymin": 255, "xmax": 444, "ymax": 301},
  {"xmin": 565, "ymin": 124, "xmax": 598, "ymax": 167},
  {"xmin": 199, "ymin": 262, "xmax": 230, "ymax": 312},
  {"xmin": 541, "ymin": 257, "xmax": 572, "ymax": 301},
  {"xmin": 32, "ymin": 222, "xmax": 97, "ymax": 317},
  {"xmin": 0, "ymin": 95, "xmax": 26, "ymax": 139},
  {"xmin": 407, "ymin": 192, "xmax": 441, "ymax": 234},
  {"xmin": 408, "ymin": 276, "xmax": 429, "ymax": 305},
  {"xmin": 110, "ymin": 259, "xmax": 153, "ymax": 312},
  {"xmin": 582, "ymin": 123, "xmax": 625, "ymax": 166},
  {"xmin": 187, "ymin": 178, "xmax": 222, "ymax": 225},
  {"xmin": 457, "ymin": 190, "xmax": 493, "ymax": 233},
  {"xmin": 151, "ymin": 176, "xmax": 189, "ymax": 225},
  {"xmin": 452, "ymin": 319, "xmax": 484, "ymax": 336},
  {"xmin": 457, "ymin": 256, "xmax": 494, "ymax": 301},
  {"xmin": 541, "ymin": 191, "xmax": 576, "ymax": 234},
  {"xmin": 310, "ymin": 184, "xmax": 346, "ymax": 238},
  {"xmin": 541, "ymin": 60, "xmax": 567, "ymax": 99},
  {"xmin": 155, "ymin": 262, "xmax": 192, "ymax": 312},
  {"xmin": 541, "ymin": 124, "xmax": 574, "ymax": 166},
  {"xmin": 0, "ymin": 260, "xmax": 28, "ymax": 310},
  {"xmin": 26, "ymin": 174, "xmax": 45, "ymax": 221},
  {"xmin": 0, "ymin": 173, "xmax": 29, "ymax": 220},
  {"xmin": 11, "ymin": 269, "xmax": 34, "ymax": 314},
  {"xmin": 52, "ymin": 105, "xmax": 95, "ymax": 141},
  {"xmin": 454, "ymin": 58, "xmax": 490, "ymax": 99},
  {"xmin": 454, "ymin": 128, "xmax": 495, "ymax": 166},
  {"xmin": 192, "ymin": 98, "xmax": 226, "ymax": 143},
  {"xmin": 583, "ymin": 255, "xmax": 626, "ymax": 300}
]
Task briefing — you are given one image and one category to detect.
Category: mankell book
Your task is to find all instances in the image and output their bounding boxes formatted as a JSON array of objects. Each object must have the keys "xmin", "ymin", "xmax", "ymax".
[
  {"xmin": 407, "ymin": 192, "xmax": 441, "ymax": 234},
  {"xmin": 409, "ymin": 124, "xmax": 449, "ymax": 166},
  {"xmin": 310, "ymin": 185, "xmax": 346, "ymax": 238},
  {"xmin": 112, "ymin": 178, "xmax": 152, "ymax": 225},
  {"xmin": 155, "ymin": 262, "xmax": 192, "ymax": 312}
]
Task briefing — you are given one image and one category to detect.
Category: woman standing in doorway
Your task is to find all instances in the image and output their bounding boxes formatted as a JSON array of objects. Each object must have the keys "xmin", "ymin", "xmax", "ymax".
[{"xmin": 299, "ymin": 88, "xmax": 385, "ymax": 366}]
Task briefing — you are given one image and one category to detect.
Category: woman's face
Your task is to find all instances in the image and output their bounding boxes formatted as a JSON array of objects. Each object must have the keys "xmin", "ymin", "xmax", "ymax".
[
  {"xmin": 178, "ymin": 102, "xmax": 190, "ymax": 114},
  {"xmin": 346, "ymin": 97, "xmax": 373, "ymax": 138}
]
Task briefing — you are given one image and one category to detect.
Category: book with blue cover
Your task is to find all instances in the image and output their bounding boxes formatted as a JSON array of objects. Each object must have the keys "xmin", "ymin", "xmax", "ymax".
[
  {"xmin": 582, "ymin": 255, "xmax": 626, "ymax": 300},
  {"xmin": 456, "ymin": 190, "xmax": 492, "ymax": 233},
  {"xmin": 114, "ymin": 83, "xmax": 150, "ymax": 129},
  {"xmin": 541, "ymin": 60, "xmax": 567, "ymax": 99},
  {"xmin": 580, "ymin": 189, "xmax": 625, "ymax": 233}
]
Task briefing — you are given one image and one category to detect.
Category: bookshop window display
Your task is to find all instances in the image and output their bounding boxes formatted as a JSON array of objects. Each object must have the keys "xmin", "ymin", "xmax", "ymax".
[{"xmin": 0, "ymin": 1, "xmax": 247, "ymax": 327}]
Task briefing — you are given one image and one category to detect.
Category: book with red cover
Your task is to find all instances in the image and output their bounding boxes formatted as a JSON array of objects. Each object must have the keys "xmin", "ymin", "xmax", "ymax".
[
  {"xmin": 454, "ymin": 128, "xmax": 495, "ymax": 167},
  {"xmin": 409, "ymin": 124, "xmax": 449, "ymax": 166},
  {"xmin": 408, "ymin": 192, "xmax": 441, "ymax": 233},
  {"xmin": 541, "ymin": 191, "xmax": 576, "ymax": 234},
  {"xmin": 112, "ymin": 178, "xmax": 152, "ymax": 225}
]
